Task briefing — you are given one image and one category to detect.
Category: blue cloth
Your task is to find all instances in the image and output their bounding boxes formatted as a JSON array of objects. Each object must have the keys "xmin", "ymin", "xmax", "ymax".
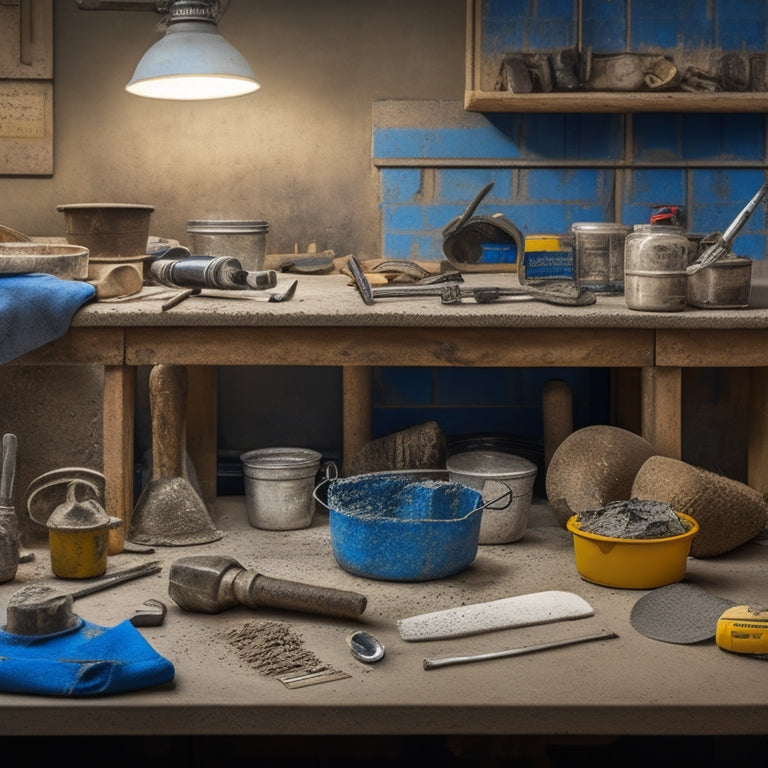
[
  {"xmin": 0, "ymin": 618, "xmax": 175, "ymax": 696},
  {"xmin": 0, "ymin": 274, "xmax": 95, "ymax": 365}
]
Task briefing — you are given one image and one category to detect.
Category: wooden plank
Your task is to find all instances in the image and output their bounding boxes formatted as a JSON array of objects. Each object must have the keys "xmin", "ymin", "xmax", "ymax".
[
  {"xmin": 186, "ymin": 365, "xmax": 217, "ymax": 505},
  {"xmin": 657, "ymin": 329, "xmax": 768, "ymax": 367},
  {"xmin": 641, "ymin": 366, "xmax": 682, "ymax": 459},
  {"xmin": 465, "ymin": 90, "xmax": 768, "ymax": 113},
  {"xmin": 342, "ymin": 366, "xmax": 372, "ymax": 475},
  {"xmin": 7, "ymin": 327, "xmax": 123, "ymax": 365},
  {"xmin": 126, "ymin": 327, "xmax": 655, "ymax": 368},
  {"xmin": 103, "ymin": 364, "xmax": 135, "ymax": 552},
  {"xmin": 748, "ymin": 368, "xmax": 768, "ymax": 493}
]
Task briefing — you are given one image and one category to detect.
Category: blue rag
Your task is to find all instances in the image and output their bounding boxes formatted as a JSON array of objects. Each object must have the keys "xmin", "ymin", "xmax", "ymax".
[
  {"xmin": 0, "ymin": 618, "xmax": 175, "ymax": 696},
  {"xmin": 0, "ymin": 274, "xmax": 96, "ymax": 365}
]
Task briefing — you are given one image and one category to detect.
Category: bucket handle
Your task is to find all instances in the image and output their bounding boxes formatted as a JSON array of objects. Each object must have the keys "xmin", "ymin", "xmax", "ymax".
[
  {"xmin": 312, "ymin": 471, "xmax": 512, "ymax": 514},
  {"xmin": 476, "ymin": 482, "xmax": 512, "ymax": 512},
  {"xmin": 312, "ymin": 461, "xmax": 339, "ymax": 510}
]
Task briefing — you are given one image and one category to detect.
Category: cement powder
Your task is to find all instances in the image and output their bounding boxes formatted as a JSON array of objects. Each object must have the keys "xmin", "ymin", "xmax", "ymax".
[
  {"xmin": 224, "ymin": 620, "xmax": 334, "ymax": 678},
  {"xmin": 576, "ymin": 498, "xmax": 687, "ymax": 539}
]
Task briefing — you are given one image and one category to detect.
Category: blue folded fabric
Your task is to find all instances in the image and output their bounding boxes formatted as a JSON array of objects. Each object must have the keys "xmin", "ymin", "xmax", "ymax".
[
  {"xmin": 0, "ymin": 618, "xmax": 175, "ymax": 696},
  {"xmin": 0, "ymin": 274, "xmax": 96, "ymax": 365}
]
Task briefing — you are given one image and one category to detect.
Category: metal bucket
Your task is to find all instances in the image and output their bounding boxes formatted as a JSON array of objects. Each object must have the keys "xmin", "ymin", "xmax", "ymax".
[
  {"xmin": 446, "ymin": 450, "xmax": 537, "ymax": 544},
  {"xmin": 187, "ymin": 219, "xmax": 269, "ymax": 272},
  {"xmin": 240, "ymin": 447, "xmax": 323, "ymax": 531}
]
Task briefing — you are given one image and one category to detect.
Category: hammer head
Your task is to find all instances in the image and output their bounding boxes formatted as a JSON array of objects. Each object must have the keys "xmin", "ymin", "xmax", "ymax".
[{"xmin": 168, "ymin": 555, "xmax": 244, "ymax": 613}]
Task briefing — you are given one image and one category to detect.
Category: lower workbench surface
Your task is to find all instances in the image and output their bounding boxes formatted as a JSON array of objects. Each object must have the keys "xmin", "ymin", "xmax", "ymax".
[{"xmin": 1, "ymin": 498, "xmax": 767, "ymax": 739}]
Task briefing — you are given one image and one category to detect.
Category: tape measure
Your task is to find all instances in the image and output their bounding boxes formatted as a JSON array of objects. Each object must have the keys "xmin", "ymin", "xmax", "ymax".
[{"xmin": 715, "ymin": 605, "xmax": 768, "ymax": 655}]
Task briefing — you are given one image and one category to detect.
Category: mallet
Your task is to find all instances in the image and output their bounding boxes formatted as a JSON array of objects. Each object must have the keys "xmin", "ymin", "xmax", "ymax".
[{"xmin": 168, "ymin": 555, "xmax": 367, "ymax": 620}]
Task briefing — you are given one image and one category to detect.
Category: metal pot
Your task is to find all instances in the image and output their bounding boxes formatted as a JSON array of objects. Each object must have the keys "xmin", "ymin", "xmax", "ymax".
[{"xmin": 315, "ymin": 470, "xmax": 508, "ymax": 582}]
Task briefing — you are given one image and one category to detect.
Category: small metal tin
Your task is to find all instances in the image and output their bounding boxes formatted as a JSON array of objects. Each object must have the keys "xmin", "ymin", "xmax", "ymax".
[
  {"xmin": 687, "ymin": 256, "xmax": 752, "ymax": 309},
  {"xmin": 519, "ymin": 233, "xmax": 574, "ymax": 282}
]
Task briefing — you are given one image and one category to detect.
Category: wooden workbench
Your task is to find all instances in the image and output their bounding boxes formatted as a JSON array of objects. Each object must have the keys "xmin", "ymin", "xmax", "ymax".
[
  {"xmin": 43, "ymin": 272, "xmax": 767, "ymax": 527},
  {"xmin": 3, "ymin": 273, "xmax": 768, "ymax": 743}
]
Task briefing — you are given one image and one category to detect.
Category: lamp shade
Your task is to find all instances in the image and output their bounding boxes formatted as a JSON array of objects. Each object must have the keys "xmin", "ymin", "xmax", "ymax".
[{"xmin": 125, "ymin": 19, "xmax": 260, "ymax": 100}]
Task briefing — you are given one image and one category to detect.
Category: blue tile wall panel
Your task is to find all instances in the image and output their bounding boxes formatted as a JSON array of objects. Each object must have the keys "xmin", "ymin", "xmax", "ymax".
[
  {"xmin": 374, "ymin": 109, "xmax": 768, "ymax": 260},
  {"xmin": 370, "ymin": 1, "xmax": 768, "ymax": 449}
]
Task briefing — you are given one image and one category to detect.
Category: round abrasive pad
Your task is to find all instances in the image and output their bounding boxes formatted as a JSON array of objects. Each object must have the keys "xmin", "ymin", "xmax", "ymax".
[{"xmin": 630, "ymin": 582, "xmax": 737, "ymax": 644}]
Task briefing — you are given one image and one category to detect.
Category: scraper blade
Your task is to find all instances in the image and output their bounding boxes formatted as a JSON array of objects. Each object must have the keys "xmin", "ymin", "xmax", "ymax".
[{"xmin": 397, "ymin": 590, "xmax": 594, "ymax": 641}]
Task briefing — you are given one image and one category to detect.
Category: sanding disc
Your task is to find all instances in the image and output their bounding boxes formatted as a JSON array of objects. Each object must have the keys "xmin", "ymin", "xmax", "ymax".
[{"xmin": 630, "ymin": 582, "xmax": 736, "ymax": 644}]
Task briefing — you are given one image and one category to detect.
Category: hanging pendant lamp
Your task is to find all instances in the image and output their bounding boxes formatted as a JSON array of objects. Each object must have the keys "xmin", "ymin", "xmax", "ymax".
[{"xmin": 124, "ymin": 0, "xmax": 260, "ymax": 100}]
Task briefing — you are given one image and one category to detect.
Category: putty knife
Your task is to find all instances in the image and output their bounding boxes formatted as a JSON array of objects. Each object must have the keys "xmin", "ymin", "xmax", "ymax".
[{"xmin": 397, "ymin": 590, "xmax": 594, "ymax": 641}]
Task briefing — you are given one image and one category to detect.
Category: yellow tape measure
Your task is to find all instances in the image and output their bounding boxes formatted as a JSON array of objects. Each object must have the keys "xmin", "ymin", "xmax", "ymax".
[{"xmin": 716, "ymin": 605, "xmax": 768, "ymax": 655}]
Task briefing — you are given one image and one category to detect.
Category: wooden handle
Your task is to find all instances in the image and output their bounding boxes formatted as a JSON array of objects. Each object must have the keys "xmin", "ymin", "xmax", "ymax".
[
  {"xmin": 149, "ymin": 364, "xmax": 187, "ymax": 480},
  {"xmin": 235, "ymin": 572, "xmax": 368, "ymax": 621}
]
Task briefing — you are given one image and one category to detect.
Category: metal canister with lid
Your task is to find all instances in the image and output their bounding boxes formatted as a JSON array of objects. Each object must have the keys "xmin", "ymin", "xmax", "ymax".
[
  {"xmin": 186, "ymin": 219, "xmax": 270, "ymax": 272},
  {"xmin": 624, "ymin": 225, "xmax": 688, "ymax": 311}
]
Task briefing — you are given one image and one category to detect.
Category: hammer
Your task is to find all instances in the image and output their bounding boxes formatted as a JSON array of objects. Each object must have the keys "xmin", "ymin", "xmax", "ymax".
[{"xmin": 168, "ymin": 555, "xmax": 367, "ymax": 620}]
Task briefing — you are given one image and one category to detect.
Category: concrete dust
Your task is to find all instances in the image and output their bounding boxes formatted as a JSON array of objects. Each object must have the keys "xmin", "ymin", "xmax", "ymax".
[{"xmin": 223, "ymin": 619, "xmax": 335, "ymax": 678}]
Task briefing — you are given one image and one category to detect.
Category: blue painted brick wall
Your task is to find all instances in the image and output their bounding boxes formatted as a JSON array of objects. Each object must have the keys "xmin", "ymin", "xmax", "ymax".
[{"xmin": 369, "ymin": 1, "xmax": 768, "ymax": 458}]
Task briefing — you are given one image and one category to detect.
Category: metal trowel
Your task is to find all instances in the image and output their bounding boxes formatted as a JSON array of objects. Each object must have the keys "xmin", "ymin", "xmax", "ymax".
[{"xmin": 128, "ymin": 364, "xmax": 222, "ymax": 547}]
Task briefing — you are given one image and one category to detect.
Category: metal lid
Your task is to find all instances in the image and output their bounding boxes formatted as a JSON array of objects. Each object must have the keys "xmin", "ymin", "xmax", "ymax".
[
  {"xmin": 240, "ymin": 447, "xmax": 322, "ymax": 470},
  {"xmin": 47, "ymin": 481, "xmax": 110, "ymax": 531},
  {"xmin": 571, "ymin": 222, "xmax": 631, "ymax": 234},
  {"xmin": 57, "ymin": 203, "xmax": 154, "ymax": 212},
  {"xmin": 187, "ymin": 219, "xmax": 269, "ymax": 233},
  {"xmin": 446, "ymin": 450, "xmax": 537, "ymax": 479}
]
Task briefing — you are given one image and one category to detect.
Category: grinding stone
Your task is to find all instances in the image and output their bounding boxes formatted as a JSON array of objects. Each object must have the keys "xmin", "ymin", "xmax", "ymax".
[
  {"xmin": 632, "ymin": 455, "xmax": 768, "ymax": 558},
  {"xmin": 630, "ymin": 582, "xmax": 736, "ymax": 644},
  {"xmin": 545, "ymin": 425, "xmax": 656, "ymax": 528}
]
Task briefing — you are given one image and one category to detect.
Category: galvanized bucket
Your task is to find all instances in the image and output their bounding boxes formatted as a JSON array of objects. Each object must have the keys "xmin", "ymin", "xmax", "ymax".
[
  {"xmin": 446, "ymin": 450, "xmax": 538, "ymax": 544},
  {"xmin": 240, "ymin": 447, "xmax": 324, "ymax": 531}
]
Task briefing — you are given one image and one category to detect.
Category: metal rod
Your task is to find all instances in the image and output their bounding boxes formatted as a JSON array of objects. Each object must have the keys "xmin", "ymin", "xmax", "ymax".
[
  {"xmin": 69, "ymin": 560, "xmax": 163, "ymax": 600},
  {"xmin": 423, "ymin": 630, "xmax": 619, "ymax": 670}
]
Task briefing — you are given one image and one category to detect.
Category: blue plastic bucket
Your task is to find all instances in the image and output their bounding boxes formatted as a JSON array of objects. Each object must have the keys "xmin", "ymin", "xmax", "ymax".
[{"xmin": 317, "ymin": 471, "xmax": 485, "ymax": 582}]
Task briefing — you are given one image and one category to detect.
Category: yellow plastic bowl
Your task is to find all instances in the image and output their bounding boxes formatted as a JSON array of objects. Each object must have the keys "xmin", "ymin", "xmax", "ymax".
[{"xmin": 566, "ymin": 512, "xmax": 699, "ymax": 589}]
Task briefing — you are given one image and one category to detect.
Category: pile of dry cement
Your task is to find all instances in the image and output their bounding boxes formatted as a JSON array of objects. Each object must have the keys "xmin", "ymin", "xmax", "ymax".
[{"xmin": 576, "ymin": 498, "xmax": 688, "ymax": 539}]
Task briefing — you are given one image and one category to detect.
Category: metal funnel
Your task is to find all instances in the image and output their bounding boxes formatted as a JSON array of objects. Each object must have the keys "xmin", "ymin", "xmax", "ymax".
[{"xmin": 128, "ymin": 364, "xmax": 222, "ymax": 546}]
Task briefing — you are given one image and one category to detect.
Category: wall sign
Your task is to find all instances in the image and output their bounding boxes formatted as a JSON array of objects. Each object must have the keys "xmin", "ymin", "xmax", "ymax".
[{"xmin": 0, "ymin": 0, "xmax": 53, "ymax": 175}]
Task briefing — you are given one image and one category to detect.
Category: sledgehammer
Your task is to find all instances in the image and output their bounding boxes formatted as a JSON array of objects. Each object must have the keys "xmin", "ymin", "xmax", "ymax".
[{"xmin": 168, "ymin": 555, "xmax": 367, "ymax": 620}]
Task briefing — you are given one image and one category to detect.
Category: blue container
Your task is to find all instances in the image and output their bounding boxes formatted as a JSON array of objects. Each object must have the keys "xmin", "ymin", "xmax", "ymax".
[{"xmin": 323, "ymin": 471, "xmax": 484, "ymax": 582}]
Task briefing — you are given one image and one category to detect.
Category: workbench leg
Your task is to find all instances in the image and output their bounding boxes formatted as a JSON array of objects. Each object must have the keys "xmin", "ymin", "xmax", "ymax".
[
  {"xmin": 342, "ymin": 366, "xmax": 371, "ymax": 476},
  {"xmin": 748, "ymin": 367, "xmax": 768, "ymax": 493},
  {"xmin": 186, "ymin": 365, "xmax": 218, "ymax": 506},
  {"xmin": 103, "ymin": 364, "xmax": 135, "ymax": 554},
  {"xmin": 641, "ymin": 366, "xmax": 682, "ymax": 459}
]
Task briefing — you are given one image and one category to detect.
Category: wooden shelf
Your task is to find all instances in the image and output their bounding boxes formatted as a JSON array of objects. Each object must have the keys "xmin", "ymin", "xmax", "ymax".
[
  {"xmin": 464, "ymin": 89, "xmax": 768, "ymax": 114},
  {"xmin": 465, "ymin": 0, "xmax": 768, "ymax": 114}
]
